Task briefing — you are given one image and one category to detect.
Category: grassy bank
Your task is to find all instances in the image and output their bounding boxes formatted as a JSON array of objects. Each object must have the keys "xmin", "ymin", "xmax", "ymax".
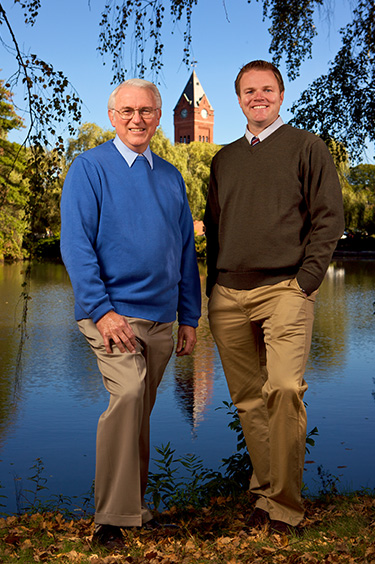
[{"xmin": 1, "ymin": 491, "xmax": 374, "ymax": 563}]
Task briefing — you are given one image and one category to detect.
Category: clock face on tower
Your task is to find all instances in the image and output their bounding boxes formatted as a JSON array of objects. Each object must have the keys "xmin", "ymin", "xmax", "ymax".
[{"xmin": 174, "ymin": 71, "xmax": 214, "ymax": 143}]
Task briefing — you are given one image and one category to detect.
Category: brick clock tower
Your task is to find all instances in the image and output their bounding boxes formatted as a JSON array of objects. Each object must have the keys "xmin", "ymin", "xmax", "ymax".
[{"xmin": 174, "ymin": 70, "xmax": 214, "ymax": 144}]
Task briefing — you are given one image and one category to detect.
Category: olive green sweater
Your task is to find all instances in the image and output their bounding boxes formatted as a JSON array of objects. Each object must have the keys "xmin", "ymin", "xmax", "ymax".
[{"xmin": 204, "ymin": 124, "xmax": 345, "ymax": 297}]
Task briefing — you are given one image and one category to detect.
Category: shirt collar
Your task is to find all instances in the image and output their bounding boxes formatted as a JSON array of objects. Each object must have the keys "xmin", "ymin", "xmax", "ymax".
[
  {"xmin": 245, "ymin": 116, "xmax": 284, "ymax": 145},
  {"xmin": 113, "ymin": 135, "xmax": 154, "ymax": 169}
]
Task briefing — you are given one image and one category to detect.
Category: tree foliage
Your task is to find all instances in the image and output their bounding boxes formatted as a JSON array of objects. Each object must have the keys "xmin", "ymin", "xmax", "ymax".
[
  {"xmin": 150, "ymin": 128, "xmax": 221, "ymax": 219},
  {"xmin": 98, "ymin": 0, "xmax": 198, "ymax": 82},
  {"xmin": 0, "ymin": 3, "xmax": 82, "ymax": 151},
  {"xmin": 1, "ymin": 0, "xmax": 375, "ymax": 160},
  {"xmin": 290, "ymin": 0, "xmax": 375, "ymax": 158},
  {"xmin": 97, "ymin": 0, "xmax": 327, "ymax": 82},
  {"xmin": 0, "ymin": 76, "xmax": 23, "ymax": 138},
  {"xmin": 1, "ymin": 0, "xmax": 375, "ymax": 260},
  {"xmin": 259, "ymin": 0, "xmax": 324, "ymax": 80},
  {"xmin": 97, "ymin": 0, "xmax": 374, "ymax": 157},
  {"xmin": 0, "ymin": 0, "xmax": 83, "ymax": 260},
  {"xmin": 4, "ymin": 112, "xmax": 375, "ymax": 262},
  {"xmin": 345, "ymin": 164, "xmax": 375, "ymax": 235},
  {"xmin": 0, "ymin": 79, "xmax": 29, "ymax": 260},
  {"xmin": 64, "ymin": 123, "xmax": 115, "ymax": 168}
]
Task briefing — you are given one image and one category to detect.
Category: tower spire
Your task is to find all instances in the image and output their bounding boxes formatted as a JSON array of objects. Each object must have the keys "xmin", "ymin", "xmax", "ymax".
[{"xmin": 173, "ymin": 71, "xmax": 214, "ymax": 144}]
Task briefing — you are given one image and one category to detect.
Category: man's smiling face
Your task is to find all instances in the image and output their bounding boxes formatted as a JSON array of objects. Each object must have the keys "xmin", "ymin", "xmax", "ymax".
[
  {"xmin": 237, "ymin": 69, "xmax": 284, "ymax": 136},
  {"xmin": 108, "ymin": 85, "xmax": 161, "ymax": 153}
]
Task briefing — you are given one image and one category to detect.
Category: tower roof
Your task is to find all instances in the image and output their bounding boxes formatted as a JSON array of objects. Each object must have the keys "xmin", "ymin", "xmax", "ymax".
[{"xmin": 174, "ymin": 70, "xmax": 213, "ymax": 111}]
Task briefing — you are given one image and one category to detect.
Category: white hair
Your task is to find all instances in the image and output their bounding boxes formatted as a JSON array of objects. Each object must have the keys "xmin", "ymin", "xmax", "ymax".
[{"xmin": 108, "ymin": 79, "xmax": 162, "ymax": 110}]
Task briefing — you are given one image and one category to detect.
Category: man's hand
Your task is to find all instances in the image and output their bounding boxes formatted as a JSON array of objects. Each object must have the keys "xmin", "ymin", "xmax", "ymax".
[
  {"xmin": 176, "ymin": 325, "xmax": 197, "ymax": 357},
  {"xmin": 96, "ymin": 311, "xmax": 137, "ymax": 354}
]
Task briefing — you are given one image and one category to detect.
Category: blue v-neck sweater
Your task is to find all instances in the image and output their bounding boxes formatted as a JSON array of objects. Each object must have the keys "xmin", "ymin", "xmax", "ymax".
[{"xmin": 60, "ymin": 140, "xmax": 201, "ymax": 327}]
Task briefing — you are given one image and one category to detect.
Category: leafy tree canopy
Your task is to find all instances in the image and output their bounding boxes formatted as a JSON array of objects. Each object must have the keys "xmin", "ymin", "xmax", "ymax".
[
  {"xmin": 341, "ymin": 163, "xmax": 375, "ymax": 236},
  {"xmin": 347, "ymin": 164, "xmax": 375, "ymax": 192},
  {"xmin": 290, "ymin": 0, "xmax": 375, "ymax": 159},
  {"xmin": 65, "ymin": 123, "xmax": 115, "ymax": 168},
  {"xmin": 0, "ymin": 77, "xmax": 24, "ymax": 139},
  {"xmin": 0, "ymin": 80, "xmax": 29, "ymax": 260},
  {"xmin": 0, "ymin": 0, "xmax": 374, "ymax": 160}
]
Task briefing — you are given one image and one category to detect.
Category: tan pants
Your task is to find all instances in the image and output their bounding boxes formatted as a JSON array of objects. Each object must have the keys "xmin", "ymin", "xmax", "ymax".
[
  {"xmin": 78, "ymin": 317, "xmax": 174, "ymax": 527},
  {"xmin": 208, "ymin": 279, "xmax": 317, "ymax": 526}
]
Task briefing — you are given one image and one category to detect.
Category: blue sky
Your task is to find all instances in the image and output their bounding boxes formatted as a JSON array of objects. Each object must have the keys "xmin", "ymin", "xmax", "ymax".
[{"xmin": 2, "ymin": 0, "xmax": 369, "ymax": 159}]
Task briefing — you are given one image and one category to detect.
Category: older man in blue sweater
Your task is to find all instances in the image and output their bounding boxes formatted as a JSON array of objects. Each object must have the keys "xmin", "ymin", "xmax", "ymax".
[{"xmin": 60, "ymin": 79, "xmax": 201, "ymax": 549}]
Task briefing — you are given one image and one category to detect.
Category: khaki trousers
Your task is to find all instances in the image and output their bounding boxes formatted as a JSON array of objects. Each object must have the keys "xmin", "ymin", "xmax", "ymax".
[
  {"xmin": 208, "ymin": 279, "xmax": 317, "ymax": 526},
  {"xmin": 78, "ymin": 317, "xmax": 174, "ymax": 527}
]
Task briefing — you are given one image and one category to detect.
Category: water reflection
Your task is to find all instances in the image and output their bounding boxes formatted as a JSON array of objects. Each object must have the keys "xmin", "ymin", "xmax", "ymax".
[
  {"xmin": 0, "ymin": 259, "xmax": 374, "ymax": 511},
  {"xmin": 308, "ymin": 262, "xmax": 348, "ymax": 378},
  {"xmin": 0, "ymin": 259, "xmax": 373, "ymax": 436},
  {"xmin": 173, "ymin": 285, "xmax": 216, "ymax": 435},
  {"xmin": 0, "ymin": 263, "xmax": 29, "ymax": 449}
]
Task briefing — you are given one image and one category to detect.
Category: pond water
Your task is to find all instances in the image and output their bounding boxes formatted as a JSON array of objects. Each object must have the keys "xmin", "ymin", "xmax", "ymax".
[{"xmin": 0, "ymin": 259, "xmax": 374, "ymax": 515}]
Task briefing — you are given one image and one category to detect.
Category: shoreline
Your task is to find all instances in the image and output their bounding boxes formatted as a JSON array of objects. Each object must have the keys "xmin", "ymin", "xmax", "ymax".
[{"xmin": 333, "ymin": 249, "xmax": 375, "ymax": 258}]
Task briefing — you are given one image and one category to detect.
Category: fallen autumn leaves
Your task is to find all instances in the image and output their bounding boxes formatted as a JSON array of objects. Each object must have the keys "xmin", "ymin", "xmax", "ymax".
[{"xmin": 1, "ymin": 492, "xmax": 375, "ymax": 563}]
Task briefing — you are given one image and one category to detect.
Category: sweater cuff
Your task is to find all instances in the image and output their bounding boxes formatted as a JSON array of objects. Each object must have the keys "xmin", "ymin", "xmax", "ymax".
[
  {"xmin": 90, "ymin": 303, "xmax": 115, "ymax": 324},
  {"xmin": 296, "ymin": 271, "xmax": 321, "ymax": 296}
]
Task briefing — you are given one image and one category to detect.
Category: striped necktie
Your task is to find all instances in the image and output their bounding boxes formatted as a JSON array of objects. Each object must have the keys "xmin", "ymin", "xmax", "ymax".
[{"xmin": 251, "ymin": 136, "xmax": 260, "ymax": 146}]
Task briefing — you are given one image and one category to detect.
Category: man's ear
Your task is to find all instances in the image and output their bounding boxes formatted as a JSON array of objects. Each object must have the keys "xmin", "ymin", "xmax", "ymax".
[{"xmin": 108, "ymin": 109, "xmax": 116, "ymax": 128}]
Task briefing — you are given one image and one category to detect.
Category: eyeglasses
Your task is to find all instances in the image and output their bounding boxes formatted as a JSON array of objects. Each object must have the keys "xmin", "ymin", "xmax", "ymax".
[{"xmin": 112, "ymin": 107, "xmax": 159, "ymax": 120}]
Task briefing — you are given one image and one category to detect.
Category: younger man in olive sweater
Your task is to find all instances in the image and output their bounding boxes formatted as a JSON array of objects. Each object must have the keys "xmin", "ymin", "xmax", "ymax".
[{"xmin": 204, "ymin": 61, "xmax": 344, "ymax": 534}]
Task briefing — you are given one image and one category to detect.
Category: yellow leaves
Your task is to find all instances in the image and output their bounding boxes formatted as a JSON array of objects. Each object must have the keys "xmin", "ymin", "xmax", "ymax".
[
  {"xmin": 4, "ymin": 515, "xmax": 18, "ymax": 528},
  {"xmin": 58, "ymin": 549, "xmax": 126, "ymax": 563},
  {"xmin": 365, "ymin": 542, "xmax": 375, "ymax": 561},
  {"xmin": 211, "ymin": 495, "xmax": 232, "ymax": 506},
  {"xmin": 1, "ymin": 494, "xmax": 375, "ymax": 563},
  {"xmin": 215, "ymin": 535, "xmax": 233, "ymax": 547},
  {"xmin": 88, "ymin": 555, "xmax": 127, "ymax": 564},
  {"xmin": 183, "ymin": 539, "xmax": 195, "ymax": 551},
  {"xmin": 257, "ymin": 545, "xmax": 277, "ymax": 556},
  {"xmin": 34, "ymin": 551, "xmax": 54, "ymax": 561},
  {"xmin": 297, "ymin": 553, "xmax": 321, "ymax": 564},
  {"xmin": 58, "ymin": 549, "xmax": 80, "ymax": 561},
  {"xmin": 20, "ymin": 538, "xmax": 33, "ymax": 551}
]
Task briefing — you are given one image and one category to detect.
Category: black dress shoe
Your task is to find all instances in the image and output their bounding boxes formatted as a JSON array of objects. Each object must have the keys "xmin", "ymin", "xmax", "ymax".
[
  {"xmin": 246, "ymin": 507, "xmax": 269, "ymax": 529},
  {"xmin": 143, "ymin": 518, "xmax": 179, "ymax": 530},
  {"xmin": 269, "ymin": 519, "xmax": 297, "ymax": 536},
  {"xmin": 92, "ymin": 525, "xmax": 126, "ymax": 550}
]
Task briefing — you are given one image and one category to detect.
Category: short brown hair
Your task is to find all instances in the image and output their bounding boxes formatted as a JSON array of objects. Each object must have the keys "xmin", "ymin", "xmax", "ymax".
[{"xmin": 235, "ymin": 60, "xmax": 285, "ymax": 96}]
